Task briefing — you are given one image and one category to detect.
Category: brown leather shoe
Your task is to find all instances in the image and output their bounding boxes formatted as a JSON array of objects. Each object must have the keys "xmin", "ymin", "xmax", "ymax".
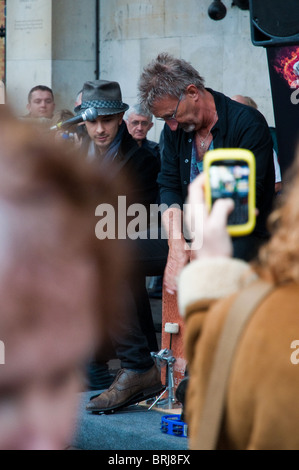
[{"xmin": 86, "ymin": 365, "xmax": 164, "ymax": 413}]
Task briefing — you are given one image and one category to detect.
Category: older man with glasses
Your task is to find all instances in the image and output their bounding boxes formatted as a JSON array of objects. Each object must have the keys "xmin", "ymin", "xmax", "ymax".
[
  {"xmin": 124, "ymin": 103, "xmax": 160, "ymax": 162},
  {"xmin": 138, "ymin": 53, "xmax": 275, "ymax": 295}
]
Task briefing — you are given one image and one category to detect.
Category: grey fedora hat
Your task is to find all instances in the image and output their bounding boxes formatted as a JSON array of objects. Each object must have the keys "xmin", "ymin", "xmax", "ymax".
[{"xmin": 79, "ymin": 80, "xmax": 129, "ymax": 116}]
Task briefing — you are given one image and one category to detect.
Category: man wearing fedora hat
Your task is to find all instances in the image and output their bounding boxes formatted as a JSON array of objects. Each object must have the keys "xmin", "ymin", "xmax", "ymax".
[{"xmin": 78, "ymin": 80, "xmax": 166, "ymax": 413}]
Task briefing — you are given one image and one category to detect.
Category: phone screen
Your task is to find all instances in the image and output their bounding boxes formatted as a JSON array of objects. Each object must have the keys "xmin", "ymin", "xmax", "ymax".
[{"xmin": 209, "ymin": 159, "xmax": 250, "ymax": 225}]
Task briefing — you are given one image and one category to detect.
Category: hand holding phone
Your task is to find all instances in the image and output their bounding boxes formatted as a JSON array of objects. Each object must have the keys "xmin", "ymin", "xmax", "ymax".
[
  {"xmin": 186, "ymin": 173, "xmax": 234, "ymax": 259},
  {"xmin": 203, "ymin": 148, "xmax": 256, "ymax": 237}
]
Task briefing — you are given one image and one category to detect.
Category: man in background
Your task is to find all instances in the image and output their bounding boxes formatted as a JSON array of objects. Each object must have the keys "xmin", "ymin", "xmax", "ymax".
[
  {"xmin": 25, "ymin": 85, "xmax": 55, "ymax": 120},
  {"xmin": 124, "ymin": 103, "xmax": 160, "ymax": 163},
  {"xmin": 231, "ymin": 94, "xmax": 282, "ymax": 194}
]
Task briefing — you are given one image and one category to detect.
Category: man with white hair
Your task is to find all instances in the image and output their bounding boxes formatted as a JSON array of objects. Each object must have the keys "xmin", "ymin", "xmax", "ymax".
[{"xmin": 124, "ymin": 103, "xmax": 160, "ymax": 163}]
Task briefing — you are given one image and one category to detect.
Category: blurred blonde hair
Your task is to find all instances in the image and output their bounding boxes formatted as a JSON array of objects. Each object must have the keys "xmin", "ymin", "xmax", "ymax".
[
  {"xmin": 255, "ymin": 147, "xmax": 299, "ymax": 283},
  {"xmin": 51, "ymin": 108, "xmax": 78, "ymax": 133}
]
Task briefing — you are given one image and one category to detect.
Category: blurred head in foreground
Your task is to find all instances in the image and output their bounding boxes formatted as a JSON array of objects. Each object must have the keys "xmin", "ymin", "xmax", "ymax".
[{"xmin": 0, "ymin": 107, "xmax": 127, "ymax": 450}]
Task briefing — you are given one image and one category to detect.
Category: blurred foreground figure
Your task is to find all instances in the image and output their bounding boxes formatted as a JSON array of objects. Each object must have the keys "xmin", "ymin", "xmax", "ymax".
[
  {"xmin": 0, "ymin": 107, "xmax": 127, "ymax": 450},
  {"xmin": 178, "ymin": 153, "xmax": 299, "ymax": 450}
]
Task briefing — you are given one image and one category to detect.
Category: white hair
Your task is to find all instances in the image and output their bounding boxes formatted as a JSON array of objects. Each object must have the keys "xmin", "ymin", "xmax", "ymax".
[{"xmin": 124, "ymin": 103, "xmax": 153, "ymax": 122}]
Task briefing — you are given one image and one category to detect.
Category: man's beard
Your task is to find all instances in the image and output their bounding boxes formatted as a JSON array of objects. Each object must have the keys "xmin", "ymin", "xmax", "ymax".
[{"xmin": 179, "ymin": 123, "xmax": 196, "ymax": 133}]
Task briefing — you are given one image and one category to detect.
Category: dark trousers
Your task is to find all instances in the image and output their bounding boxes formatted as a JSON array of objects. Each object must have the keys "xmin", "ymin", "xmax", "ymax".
[
  {"xmin": 232, "ymin": 233, "xmax": 269, "ymax": 262},
  {"xmin": 90, "ymin": 224, "xmax": 266, "ymax": 387},
  {"xmin": 92, "ymin": 232, "xmax": 169, "ymax": 379}
]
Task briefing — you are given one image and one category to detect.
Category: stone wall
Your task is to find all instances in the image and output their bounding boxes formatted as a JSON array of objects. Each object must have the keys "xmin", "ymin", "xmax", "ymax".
[
  {"xmin": 5, "ymin": 0, "xmax": 274, "ymax": 134},
  {"xmin": 6, "ymin": 0, "xmax": 52, "ymax": 115},
  {"xmin": 6, "ymin": 0, "xmax": 97, "ymax": 116},
  {"xmin": 99, "ymin": 0, "xmax": 274, "ymax": 143},
  {"xmin": 0, "ymin": 0, "xmax": 5, "ymax": 82},
  {"xmin": 52, "ymin": 0, "xmax": 97, "ymax": 113}
]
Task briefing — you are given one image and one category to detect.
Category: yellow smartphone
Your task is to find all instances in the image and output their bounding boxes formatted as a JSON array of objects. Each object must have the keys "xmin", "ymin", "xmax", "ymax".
[{"xmin": 203, "ymin": 148, "xmax": 256, "ymax": 237}]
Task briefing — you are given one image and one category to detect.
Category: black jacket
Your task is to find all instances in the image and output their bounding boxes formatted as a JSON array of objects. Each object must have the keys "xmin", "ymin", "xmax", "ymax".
[
  {"xmin": 82, "ymin": 125, "xmax": 160, "ymax": 217},
  {"xmin": 158, "ymin": 88, "xmax": 275, "ymax": 241}
]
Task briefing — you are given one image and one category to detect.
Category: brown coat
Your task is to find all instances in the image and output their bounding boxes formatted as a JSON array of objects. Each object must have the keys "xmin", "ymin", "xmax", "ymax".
[{"xmin": 178, "ymin": 257, "xmax": 299, "ymax": 450}]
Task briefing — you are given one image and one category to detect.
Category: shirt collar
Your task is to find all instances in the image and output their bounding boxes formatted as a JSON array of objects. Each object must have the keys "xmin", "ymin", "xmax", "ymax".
[{"xmin": 205, "ymin": 88, "xmax": 228, "ymax": 138}]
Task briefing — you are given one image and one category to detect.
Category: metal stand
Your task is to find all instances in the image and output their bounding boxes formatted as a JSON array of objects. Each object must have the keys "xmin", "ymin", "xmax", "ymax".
[{"xmin": 148, "ymin": 348, "xmax": 180, "ymax": 410}]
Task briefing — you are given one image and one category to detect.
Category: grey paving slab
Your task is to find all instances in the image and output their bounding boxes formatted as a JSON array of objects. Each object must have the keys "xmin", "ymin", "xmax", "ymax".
[{"xmin": 72, "ymin": 391, "xmax": 189, "ymax": 451}]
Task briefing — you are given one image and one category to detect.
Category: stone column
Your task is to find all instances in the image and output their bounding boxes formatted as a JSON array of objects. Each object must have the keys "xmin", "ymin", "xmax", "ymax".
[
  {"xmin": 6, "ymin": 0, "xmax": 52, "ymax": 116},
  {"xmin": 0, "ymin": 80, "xmax": 4, "ymax": 103}
]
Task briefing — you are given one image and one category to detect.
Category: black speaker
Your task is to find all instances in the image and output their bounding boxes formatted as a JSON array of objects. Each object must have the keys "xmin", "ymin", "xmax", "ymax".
[
  {"xmin": 232, "ymin": 0, "xmax": 249, "ymax": 10},
  {"xmin": 250, "ymin": 0, "xmax": 299, "ymax": 47}
]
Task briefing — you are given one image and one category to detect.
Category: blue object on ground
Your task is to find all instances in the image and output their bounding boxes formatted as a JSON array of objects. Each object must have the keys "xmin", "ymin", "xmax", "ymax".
[
  {"xmin": 72, "ymin": 391, "xmax": 189, "ymax": 450},
  {"xmin": 161, "ymin": 415, "xmax": 188, "ymax": 438}
]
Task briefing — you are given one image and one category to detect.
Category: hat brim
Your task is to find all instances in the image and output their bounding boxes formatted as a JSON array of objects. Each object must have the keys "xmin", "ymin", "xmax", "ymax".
[
  {"xmin": 96, "ymin": 106, "xmax": 129, "ymax": 116},
  {"xmin": 74, "ymin": 105, "xmax": 81, "ymax": 114},
  {"xmin": 77, "ymin": 102, "xmax": 129, "ymax": 116}
]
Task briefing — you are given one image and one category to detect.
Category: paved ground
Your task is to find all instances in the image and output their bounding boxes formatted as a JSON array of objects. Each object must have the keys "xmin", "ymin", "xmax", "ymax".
[
  {"xmin": 72, "ymin": 391, "xmax": 189, "ymax": 451},
  {"xmin": 70, "ymin": 292, "xmax": 190, "ymax": 451}
]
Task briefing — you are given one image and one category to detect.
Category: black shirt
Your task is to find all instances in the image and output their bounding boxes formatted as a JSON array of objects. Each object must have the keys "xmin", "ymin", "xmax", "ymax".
[{"xmin": 158, "ymin": 88, "xmax": 275, "ymax": 241}]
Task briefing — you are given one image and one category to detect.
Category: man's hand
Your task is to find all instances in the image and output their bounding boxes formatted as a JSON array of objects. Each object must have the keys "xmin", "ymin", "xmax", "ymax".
[
  {"xmin": 162, "ymin": 207, "xmax": 190, "ymax": 295},
  {"xmin": 164, "ymin": 239, "xmax": 190, "ymax": 295}
]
